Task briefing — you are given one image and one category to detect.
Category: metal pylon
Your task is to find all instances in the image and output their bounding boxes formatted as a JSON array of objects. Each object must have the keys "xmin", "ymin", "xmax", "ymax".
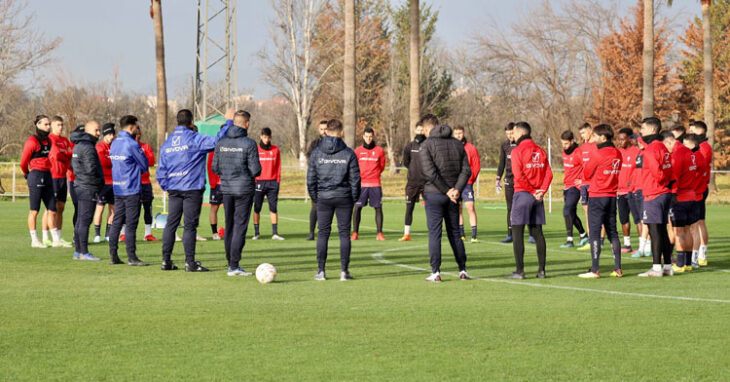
[{"xmin": 194, "ymin": 0, "xmax": 238, "ymax": 120}]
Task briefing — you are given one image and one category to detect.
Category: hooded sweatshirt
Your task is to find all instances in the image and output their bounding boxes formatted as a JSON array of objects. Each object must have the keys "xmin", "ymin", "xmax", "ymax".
[{"xmin": 306, "ymin": 135, "xmax": 361, "ymax": 202}]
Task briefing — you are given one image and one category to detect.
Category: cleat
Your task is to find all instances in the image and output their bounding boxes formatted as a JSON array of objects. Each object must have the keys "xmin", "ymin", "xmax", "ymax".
[
  {"xmin": 528, "ymin": 236, "xmax": 536, "ymax": 244},
  {"xmin": 610, "ymin": 269, "xmax": 623, "ymax": 278},
  {"xmin": 161, "ymin": 261, "xmax": 178, "ymax": 271},
  {"xmin": 195, "ymin": 235, "xmax": 207, "ymax": 242},
  {"xmin": 43, "ymin": 239, "xmax": 53, "ymax": 247},
  {"xmin": 128, "ymin": 259, "xmax": 149, "ymax": 266},
  {"xmin": 663, "ymin": 267, "xmax": 674, "ymax": 276},
  {"xmin": 314, "ymin": 271, "xmax": 326, "ymax": 281},
  {"xmin": 459, "ymin": 270, "xmax": 471, "ymax": 280},
  {"xmin": 271, "ymin": 234, "xmax": 285, "ymax": 241},
  {"xmin": 104, "ymin": 236, "xmax": 109, "ymax": 242},
  {"xmin": 53, "ymin": 240, "xmax": 72, "ymax": 248},
  {"xmin": 500, "ymin": 235, "xmax": 513, "ymax": 243},
  {"xmin": 506, "ymin": 272, "xmax": 526, "ymax": 280},
  {"xmin": 560, "ymin": 241, "xmax": 574, "ymax": 248},
  {"xmin": 73, "ymin": 252, "xmax": 81, "ymax": 260},
  {"xmin": 578, "ymin": 271, "xmax": 601, "ymax": 279},
  {"xmin": 217, "ymin": 227, "xmax": 225, "ymax": 238},
  {"xmin": 227, "ymin": 267, "xmax": 252, "ymax": 276},
  {"xmin": 185, "ymin": 261, "xmax": 209, "ymax": 272},
  {"xmin": 376, "ymin": 233, "xmax": 386, "ymax": 241},
  {"xmin": 536, "ymin": 270, "xmax": 546, "ymax": 279},
  {"xmin": 470, "ymin": 238, "xmax": 480, "ymax": 244},
  {"xmin": 621, "ymin": 246, "xmax": 633, "ymax": 254},
  {"xmin": 638, "ymin": 269, "xmax": 663, "ymax": 277},
  {"xmin": 93, "ymin": 235, "xmax": 102, "ymax": 243},
  {"xmin": 672, "ymin": 264, "xmax": 685, "ymax": 274},
  {"xmin": 340, "ymin": 271, "xmax": 353, "ymax": 281},
  {"xmin": 31, "ymin": 240, "xmax": 47, "ymax": 248},
  {"xmin": 60, "ymin": 239, "xmax": 73, "ymax": 246},
  {"xmin": 643, "ymin": 251, "xmax": 653, "ymax": 258},
  {"xmin": 350, "ymin": 232, "xmax": 359, "ymax": 241},
  {"xmin": 119, "ymin": 234, "xmax": 126, "ymax": 242},
  {"xmin": 425, "ymin": 272, "xmax": 441, "ymax": 282},
  {"xmin": 398, "ymin": 234, "xmax": 411, "ymax": 242},
  {"xmin": 109, "ymin": 256, "xmax": 124, "ymax": 265},
  {"xmin": 577, "ymin": 243, "xmax": 591, "ymax": 251},
  {"xmin": 81, "ymin": 253, "xmax": 101, "ymax": 261},
  {"xmin": 144, "ymin": 234, "xmax": 159, "ymax": 241},
  {"xmin": 578, "ymin": 236, "xmax": 589, "ymax": 246},
  {"xmin": 631, "ymin": 250, "xmax": 644, "ymax": 258},
  {"xmin": 251, "ymin": 235, "xmax": 260, "ymax": 241},
  {"xmin": 683, "ymin": 265, "xmax": 693, "ymax": 272},
  {"xmin": 212, "ymin": 233, "xmax": 222, "ymax": 240},
  {"xmin": 698, "ymin": 258, "xmax": 708, "ymax": 267},
  {"xmin": 306, "ymin": 233, "xmax": 315, "ymax": 241}
]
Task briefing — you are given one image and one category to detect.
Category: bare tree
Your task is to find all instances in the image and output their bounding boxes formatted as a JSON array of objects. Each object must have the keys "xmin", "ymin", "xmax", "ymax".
[
  {"xmin": 260, "ymin": 0, "xmax": 333, "ymax": 169},
  {"xmin": 150, "ymin": 0, "xmax": 168, "ymax": 153}
]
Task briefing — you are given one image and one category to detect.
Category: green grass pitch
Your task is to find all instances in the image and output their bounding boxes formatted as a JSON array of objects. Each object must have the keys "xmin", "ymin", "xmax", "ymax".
[{"xmin": 0, "ymin": 199, "xmax": 728, "ymax": 381}]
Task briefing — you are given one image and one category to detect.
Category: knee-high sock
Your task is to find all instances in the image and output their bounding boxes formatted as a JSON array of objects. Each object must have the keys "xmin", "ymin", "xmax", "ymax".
[
  {"xmin": 309, "ymin": 204, "xmax": 317, "ymax": 234},
  {"xmin": 353, "ymin": 207, "xmax": 363, "ymax": 234},
  {"xmin": 512, "ymin": 224, "xmax": 525, "ymax": 273},
  {"xmin": 375, "ymin": 207, "xmax": 383, "ymax": 233},
  {"xmin": 529, "ymin": 224, "xmax": 546, "ymax": 272}
]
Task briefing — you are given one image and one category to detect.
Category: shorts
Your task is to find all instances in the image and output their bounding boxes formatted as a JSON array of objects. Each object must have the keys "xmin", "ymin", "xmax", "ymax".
[
  {"xmin": 141, "ymin": 183, "xmax": 154, "ymax": 202},
  {"xmin": 96, "ymin": 185, "xmax": 114, "ymax": 206},
  {"xmin": 405, "ymin": 183, "xmax": 424, "ymax": 205},
  {"xmin": 617, "ymin": 194, "xmax": 631, "ymax": 225},
  {"xmin": 642, "ymin": 193, "xmax": 671, "ymax": 225},
  {"xmin": 510, "ymin": 191, "xmax": 546, "ymax": 226},
  {"xmin": 629, "ymin": 190, "xmax": 644, "ymax": 223},
  {"xmin": 254, "ymin": 180, "xmax": 280, "ymax": 213},
  {"xmin": 669, "ymin": 201, "xmax": 695, "ymax": 228},
  {"xmin": 461, "ymin": 183, "xmax": 475, "ymax": 202},
  {"xmin": 209, "ymin": 185, "xmax": 223, "ymax": 205},
  {"xmin": 580, "ymin": 185, "xmax": 590, "ymax": 206},
  {"xmin": 27, "ymin": 170, "xmax": 56, "ymax": 212},
  {"xmin": 356, "ymin": 187, "xmax": 382, "ymax": 208},
  {"xmin": 52, "ymin": 178, "xmax": 68, "ymax": 203}
]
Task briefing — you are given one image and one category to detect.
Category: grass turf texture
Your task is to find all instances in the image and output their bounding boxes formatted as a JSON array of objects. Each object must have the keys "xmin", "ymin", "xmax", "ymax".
[{"xmin": 0, "ymin": 199, "xmax": 728, "ymax": 381}]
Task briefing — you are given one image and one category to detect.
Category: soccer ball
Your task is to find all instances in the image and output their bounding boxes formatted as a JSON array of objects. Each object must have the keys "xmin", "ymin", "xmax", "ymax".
[{"xmin": 256, "ymin": 263, "xmax": 277, "ymax": 284}]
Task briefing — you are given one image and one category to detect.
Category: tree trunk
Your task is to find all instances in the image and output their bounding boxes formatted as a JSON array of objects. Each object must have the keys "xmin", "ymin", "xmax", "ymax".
[
  {"xmin": 343, "ymin": 0, "xmax": 357, "ymax": 148},
  {"xmin": 298, "ymin": 114, "xmax": 308, "ymax": 170},
  {"xmin": 641, "ymin": 0, "xmax": 654, "ymax": 119},
  {"xmin": 701, "ymin": 0, "xmax": 716, "ymax": 190},
  {"xmin": 409, "ymin": 0, "xmax": 420, "ymax": 140},
  {"xmin": 151, "ymin": 0, "xmax": 168, "ymax": 154}
]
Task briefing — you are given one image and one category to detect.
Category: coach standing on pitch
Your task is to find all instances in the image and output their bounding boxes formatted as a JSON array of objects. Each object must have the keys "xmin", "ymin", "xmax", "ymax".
[
  {"xmin": 157, "ymin": 108, "xmax": 231, "ymax": 272},
  {"xmin": 70, "ymin": 122, "xmax": 104, "ymax": 261},
  {"xmin": 212, "ymin": 110, "xmax": 261, "ymax": 276},
  {"xmin": 107, "ymin": 115, "xmax": 149, "ymax": 266},
  {"xmin": 419, "ymin": 115, "xmax": 471, "ymax": 282}
]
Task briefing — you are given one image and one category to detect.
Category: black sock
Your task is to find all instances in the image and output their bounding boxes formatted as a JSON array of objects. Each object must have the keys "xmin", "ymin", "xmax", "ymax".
[
  {"xmin": 105, "ymin": 224, "xmax": 111, "ymax": 237},
  {"xmin": 272, "ymin": 224, "xmax": 278, "ymax": 235},
  {"xmin": 211, "ymin": 224, "xmax": 217, "ymax": 235},
  {"xmin": 309, "ymin": 204, "xmax": 317, "ymax": 235},
  {"xmin": 254, "ymin": 224, "xmax": 260, "ymax": 236},
  {"xmin": 459, "ymin": 225, "xmax": 465, "ymax": 238},
  {"xmin": 512, "ymin": 225, "xmax": 525, "ymax": 273},
  {"xmin": 677, "ymin": 251, "xmax": 686, "ymax": 267},
  {"xmin": 94, "ymin": 224, "xmax": 101, "ymax": 236},
  {"xmin": 471, "ymin": 226, "xmax": 477, "ymax": 239},
  {"xmin": 530, "ymin": 225, "xmax": 547, "ymax": 272},
  {"xmin": 353, "ymin": 207, "xmax": 362, "ymax": 234},
  {"xmin": 375, "ymin": 207, "xmax": 383, "ymax": 234}
]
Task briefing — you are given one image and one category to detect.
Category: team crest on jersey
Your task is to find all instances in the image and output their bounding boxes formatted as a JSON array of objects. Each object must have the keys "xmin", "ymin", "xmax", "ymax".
[
  {"xmin": 532, "ymin": 152, "xmax": 541, "ymax": 162},
  {"xmin": 612, "ymin": 159, "xmax": 621, "ymax": 171},
  {"xmin": 172, "ymin": 136, "xmax": 181, "ymax": 146}
]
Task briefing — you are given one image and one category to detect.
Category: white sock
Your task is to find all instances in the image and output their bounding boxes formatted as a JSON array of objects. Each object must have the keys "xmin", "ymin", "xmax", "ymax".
[
  {"xmin": 692, "ymin": 250, "xmax": 699, "ymax": 263},
  {"xmin": 42, "ymin": 230, "xmax": 49, "ymax": 241},
  {"xmin": 623, "ymin": 236, "xmax": 631, "ymax": 247},
  {"xmin": 145, "ymin": 224, "xmax": 152, "ymax": 236},
  {"xmin": 404, "ymin": 225, "xmax": 411, "ymax": 235},
  {"xmin": 699, "ymin": 245, "xmax": 708, "ymax": 260},
  {"xmin": 580, "ymin": 232, "xmax": 587, "ymax": 238},
  {"xmin": 567, "ymin": 236, "xmax": 573, "ymax": 242},
  {"xmin": 652, "ymin": 264, "xmax": 662, "ymax": 272},
  {"xmin": 664, "ymin": 264, "xmax": 673, "ymax": 271},
  {"xmin": 120, "ymin": 225, "xmax": 126, "ymax": 235},
  {"xmin": 30, "ymin": 230, "xmax": 39, "ymax": 242},
  {"xmin": 645, "ymin": 240, "xmax": 652, "ymax": 253},
  {"xmin": 51, "ymin": 228, "xmax": 61, "ymax": 242}
]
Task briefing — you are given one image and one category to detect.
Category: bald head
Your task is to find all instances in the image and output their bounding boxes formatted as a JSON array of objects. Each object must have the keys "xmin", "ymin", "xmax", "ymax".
[{"xmin": 85, "ymin": 121, "xmax": 100, "ymax": 139}]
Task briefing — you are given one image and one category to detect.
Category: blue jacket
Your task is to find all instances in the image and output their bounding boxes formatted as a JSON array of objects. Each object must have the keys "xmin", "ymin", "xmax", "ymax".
[
  {"xmin": 110, "ymin": 130, "xmax": 149, "ymax": 196},
  {"xmin": 157, "ymin": 121, "xmax": 231, "ymax": 191}
]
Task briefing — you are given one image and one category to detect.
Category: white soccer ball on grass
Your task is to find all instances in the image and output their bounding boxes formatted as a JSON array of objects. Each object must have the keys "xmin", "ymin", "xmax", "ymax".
[{"xmin": 256, "ymin": 263, "xmax": 277, "ymax": 284}]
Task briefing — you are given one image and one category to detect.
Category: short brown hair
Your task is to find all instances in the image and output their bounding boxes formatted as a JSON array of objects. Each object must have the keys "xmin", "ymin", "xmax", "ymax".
[
  {"xmin": 327, "ymin": 119, "xmax": 343, "ymax": 133},
  {"xmin": 51, "ymin": 115, "xmax": 64, "ymax": 123},
  {"xmin": 453, "ymin": 125, "xmax": 464, "ymax": 132}
]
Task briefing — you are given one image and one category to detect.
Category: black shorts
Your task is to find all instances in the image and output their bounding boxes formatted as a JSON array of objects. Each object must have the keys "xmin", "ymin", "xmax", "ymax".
[
  {"xmin": 643, "ymin": 193, "xmax": 671, "ymax": 225},
  {"xmin": 617, "ymin": 194, "xmax": 631, "ymax": 225},
  {"xmin": 628, "ymin": 191, "xmax": 644, "ymax": 223},
  {"xmin": 461, "ymin": 183, "xmax": 475, "ymax": 202},
  {"xmin": 209, "ymin": 185, "xmax": 223, "ymax": 205},
  {"xmin": 27, "ymin": 170, "xmax": 56, "ymax": 212},
  {"xmin": 52, "ymin": 178, "xmax": 68, "ymax": 203},
  {"xmin": 96, "ymin": 185, "xmax": 114, "ymax": 206},
  {"xmin": 254, "ymin": 180, "xmax": 279, "ymax": 213},
  {"xmin": 580, "ymin": 185, "xmax": 590, "ymax": 206},
  {"xmin": 405, "ymin": 183, "xmax": 424, "ymax": 205},
  {"xmin": 140, "ymin": 183, "xmax": 154, "ymax": 202},
  {"xmin": 356, "ymin": 187, "xmax": 383, "ymax": 208},
  {"xmin": 670, "ymin": 201, "xmax": 695, "ymax": 228}
]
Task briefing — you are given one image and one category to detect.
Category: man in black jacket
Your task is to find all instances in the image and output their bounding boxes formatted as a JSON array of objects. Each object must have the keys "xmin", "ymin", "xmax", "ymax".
[
  {"xmin": 305, "ymin": 120, "xmax": 329, "ymax": 241},
  {"xmin": 213, "ymin": 110, "xmax": 261, "ymax": 276},
  {"xmin": 307, "ymin": 119, "xmax": 361, "ymax": 281},
  {"xmin": 419, "ymin": 115, "xmax": 471, "ymax": 282},
  {"xmin": 497, "ymin": 122, "xmax": 518, "ymax": 243},
  {"xmin": 70, "ymin": 121, "xmax": 104, "ymax": 261},
  {"xmin": 399, "ymin": 122, "xmax": 426, "ymax": 242}
]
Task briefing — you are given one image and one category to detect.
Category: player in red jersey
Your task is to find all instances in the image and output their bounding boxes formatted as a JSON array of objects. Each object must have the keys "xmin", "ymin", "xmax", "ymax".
[
  {"xmin": 559, "ymin": 130, "xmax": 587, "ymax": 248},
  {"xmin": 452, "ymin": 126, "xmax": 481, "ymax": 243},
  {"xmin": 683, "ymin": 134, "xmax": 708, "ymax": 270},
  {"xmin": 575, "ymin": 123, "xmax": 601, "ymax": 250},
  {"xmin": 138, "ymin": 130, "xmax": 158, "ymax": 241},
  {"xmin": 616, "ymin": 128, "xmax": 641, "ymax": 253},
  {"xmin": 252, "ymin": 127, "xmax": 284, "ymax": 240},
  {"xmin": 92, "ymin": 123, "xmax": 116, "ymax": 242},
  {"xmin": 352, "ymin": 127, "xmax": 386, "ymax": 241},
  {"xmin": 41, "ymin": 116, "xmax": 73, "ymax": 247},
  {"xmin": 689, "ymin": 121, "xmax": 712, "ymax": 266}
]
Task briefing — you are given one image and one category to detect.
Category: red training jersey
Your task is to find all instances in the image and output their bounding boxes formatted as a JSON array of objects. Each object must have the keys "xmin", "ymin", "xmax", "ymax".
[
  {"xmin": 355, "ymin": 144, "xmax": 386, "ymax": 188},
  {"xmin": 693, "ymin": 149, "xmax": 709, "ymax": 200},
  {"xmin": 20, "ymin": 134, "xmax": 51, "ymax": 175},
  {"xmin": 642, "ymin": 139, "xmax": 672, "ymax": 201},
  {"xmin": 256, "ymin": 144, "xmax": 282, "ymax": 182},
  {"xmin": 139, "ymin": 142, "xmax": 155, "ymax": 184},
  {"xmin": 562, "ymin": 145, "xmax": 582, "ymax": 190},
  {"xmin": 96, "ymin": 141, "xmax": 113, "ymax": 185},
  {"xmin": 583, "ymin": 144, "xmax": 622, "ymax": 198},
  {"xmin": 670, "ymin": 143, "xmax": 699, "ymax": 202},
  {"xmin": 464, "ymin": 141, "xmax": 481, "ymax": 185},
  {"xmin": 207, "ymin": 152, "xmax": 220, "ymax": 188},
  {"xmin": 618, "ymin": 146, "xmax": 640, "ymax": 195},
  {"xmin": 699, "ymin": 141, "xmax": 713, "ymax": 175},
  {"xmin": 579, "ymin": 142, "xmax": 597, "ymax": 186},
  {"xmin": 511, "ymin": 138, "xmax": 553, "ymax": 194},
  {"xmin": 49, "ymin": 134, "xmax": 73, "ymax": 179}
]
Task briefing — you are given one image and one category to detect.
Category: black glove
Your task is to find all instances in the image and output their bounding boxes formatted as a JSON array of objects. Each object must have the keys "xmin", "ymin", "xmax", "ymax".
[
  {"xmin": 666, "ymin": 180, "xmax": 676, "ymax": 190},
  {"xmin": 670, "ymin": 193, "xmax": 678, "ymax": 207},
  {"xmin": 24, "ymin": 173, "xmax": 28, "ymax": 180}
]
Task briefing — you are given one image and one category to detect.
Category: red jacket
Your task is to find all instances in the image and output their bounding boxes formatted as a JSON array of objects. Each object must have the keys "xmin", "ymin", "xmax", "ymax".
[
  {"xmin": 670, "ymin": 143, "xmax": 699, "ymax": 202},
  {"xmin": 579, "ymin": 142, "xmax": 597, "ymax": 186},
  {"xmin": 693, "ymin": 149, "xmax": 709, "ymax": 200},
  {"xmin": 630, "ymin": 151, "xmax": 644, "ymax": 193},
  {"xmin": 67, "ymin": 140, "xmax": 75, "ymax": 182},
  {"xmin": 355, "ymin": 144, "xmax": 385, "ymax": 188},
  {"xmin": 699, "ymin": 140, "xmax": 713, "ymax": 173},
  {"xmin": 618, "ymin": 146, "xmax": 640, "ymax": 195},
  {"xmin": 562, "ymin": 144, "xmax": 582, "ymax": 190},
  {"xmin": 641, "ymin": 138, "xmax": 672, "ymax": 201},
  {"xmin": 49, "ymin": 134, "xmax": 73, "ymax": 179},
  {"xmin": 207, "ymin": 152, "xmax": 220, "ymax": 188},
  {"xmin": 464, "ymin": 141, "xmax": 481, "ymax": 184},
  {"xmin": 140, "ymin": 142, "xmax": 155, "ymax": 185},
  {"xmin": 583, "ymin": 143, "xmax": 622, "ymax": 198},
  {"xmin": 20, "ymin": 134, "xmax": 51, "ymax": 175},
  {"xmin": 96, "ymin": 141, "xmax": 113, "ymax": 185},
  {"xmin": 256, "ymin": 144, "xmax": 282, "ymax": 182},
  {"xmin": 511, "ymin": 137, "xmax": 553, "ymax": 194}
]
